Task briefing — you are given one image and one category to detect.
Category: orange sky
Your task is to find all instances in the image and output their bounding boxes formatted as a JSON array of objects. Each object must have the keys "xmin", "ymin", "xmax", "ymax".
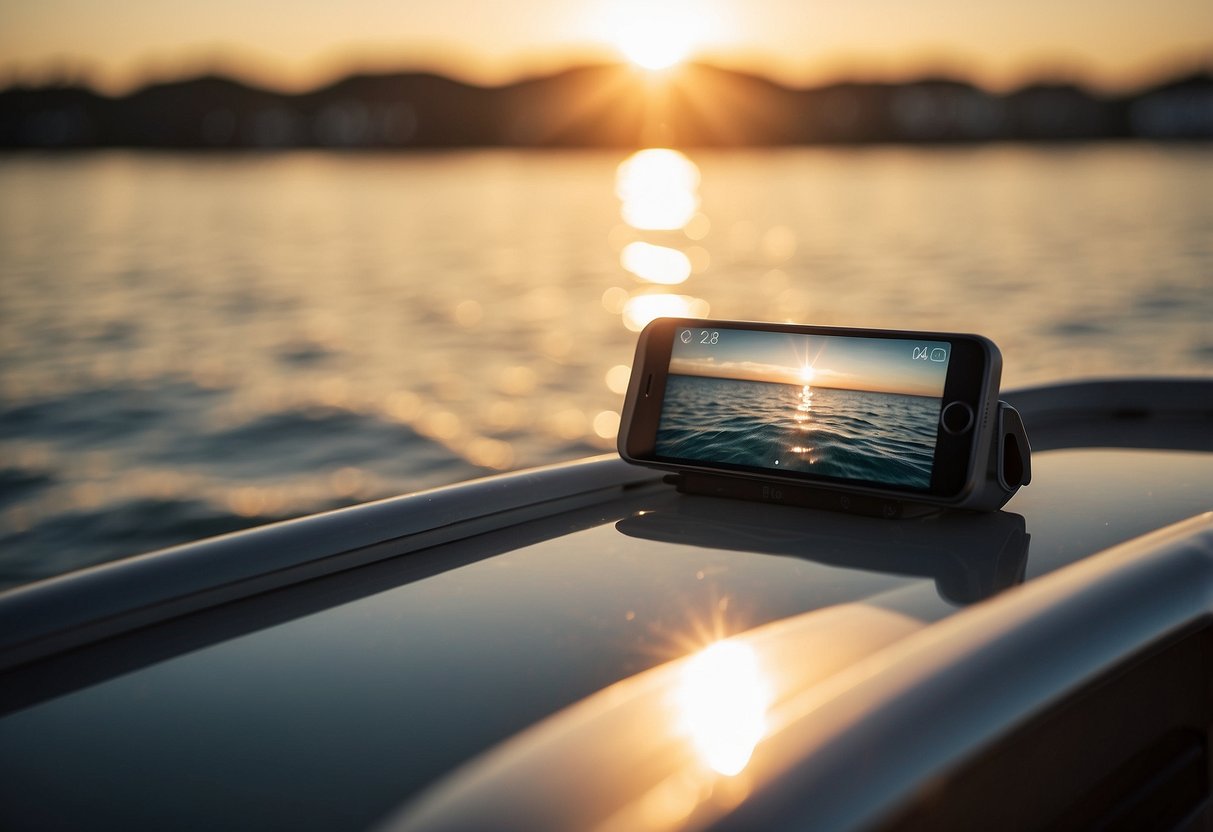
[{"xmin": 2, "ymin": 0, "xmax": 1210, "ymax": 93}]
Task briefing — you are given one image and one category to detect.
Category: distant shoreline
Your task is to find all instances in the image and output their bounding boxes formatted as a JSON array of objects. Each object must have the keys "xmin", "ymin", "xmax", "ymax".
[{"xmin": 2, "ymin": 62, "xmax": 1210, "ymax": 149}]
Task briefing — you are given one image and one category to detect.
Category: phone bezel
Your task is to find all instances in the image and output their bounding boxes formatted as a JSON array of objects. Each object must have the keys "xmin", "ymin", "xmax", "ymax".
[{"xmin": 618, "ymin": 318, "xmax": 1002, "ymax": 504}]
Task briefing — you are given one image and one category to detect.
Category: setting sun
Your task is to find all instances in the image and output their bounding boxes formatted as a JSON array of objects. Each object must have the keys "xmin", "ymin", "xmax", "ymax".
[
  {"xmin": 800, "ymin": 364, "xmax": 816, "ymax": 383},
  {"xmin": 608, "ymin": 2, "xmax": 699, "ymax": 70}
]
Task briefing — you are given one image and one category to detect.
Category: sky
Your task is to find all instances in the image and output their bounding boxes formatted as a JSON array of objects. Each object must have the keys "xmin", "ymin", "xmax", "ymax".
[
  {"xmin": 2, "ymin": 0, "xmax": 1210, "ymax": 93},
  {"xmin": 668, "ymin": 329, "xmax": 949, "ymax": 397}
]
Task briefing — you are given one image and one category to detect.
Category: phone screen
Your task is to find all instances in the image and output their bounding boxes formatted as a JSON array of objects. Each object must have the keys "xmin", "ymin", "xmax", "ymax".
[{"xmin": 653, "ymin": 326, "xmax": 953, "ymax": 490}]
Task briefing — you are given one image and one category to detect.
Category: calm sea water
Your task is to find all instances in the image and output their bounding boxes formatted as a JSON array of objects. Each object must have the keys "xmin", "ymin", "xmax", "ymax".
[
  {"xmin": 657, "ymin": 375, "xmax": 939, "ymax": 487},
  {"xmin": 1, "ymin": 145, "xmax": 1210, "ymax": 587}
]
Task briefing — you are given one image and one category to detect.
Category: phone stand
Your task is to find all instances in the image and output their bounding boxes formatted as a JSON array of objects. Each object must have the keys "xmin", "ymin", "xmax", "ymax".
[
  {"xmin": 667, "ymin": 401, "xmax": 1031, "ymax": 518},
  {"xmin": 971, "ymin": 401, "xmax": 1033, "ymax": 511}
]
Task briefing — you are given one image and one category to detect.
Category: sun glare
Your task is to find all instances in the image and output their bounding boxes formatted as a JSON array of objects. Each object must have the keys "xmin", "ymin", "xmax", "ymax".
[
  {"xmin": 677, "ymin": 640, "xmax": 771, "ymax": 776},
  {"xmin": 799, "ymin": 364, "xmax": 816, "ymax": 383},
  {"xmin": 609, "ymin": 3, "xmax": 698, "ymax": 71}
]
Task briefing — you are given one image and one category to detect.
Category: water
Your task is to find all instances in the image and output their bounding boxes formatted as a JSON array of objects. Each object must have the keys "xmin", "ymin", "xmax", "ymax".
[
  {"xmin": 657, "ymin": 375, "xmax": 939, "ymax": 488},
  {"xmin": 1, "ymin": 145, "xmax": 1210, "ymax": 587}
]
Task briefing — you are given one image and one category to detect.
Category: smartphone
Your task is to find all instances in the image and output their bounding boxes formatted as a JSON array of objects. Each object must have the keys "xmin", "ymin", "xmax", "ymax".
[{"xmin": 618, "ymin": 319, "xmax": 1004, "ymax": 508}]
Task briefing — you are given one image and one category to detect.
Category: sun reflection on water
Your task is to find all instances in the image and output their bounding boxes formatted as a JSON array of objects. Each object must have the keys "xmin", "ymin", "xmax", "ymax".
[
  {"xmin": 621, "ymin": 241, "xmax": 692, "ymax": 285},
  {"xmin": 795, "ymin": 385, "xmax": 813, "ymax": 421},
  {"xmin": 791, "ymin": 384, "xmax": 815, "ymax": 462},
  {"xmin": 676, "ymin": 640, "xmax": 772, "ymax": 777},
  {"xmin": 614, "ymin": 147, "xmax": 710, "ymax": 338},
  {"xmin": 615, "ymin": 148, "xmax": 700, "ymax": 231},
  {"xmin": 622, "ymin": 293, "xmax": 710, "ymax": 332}
]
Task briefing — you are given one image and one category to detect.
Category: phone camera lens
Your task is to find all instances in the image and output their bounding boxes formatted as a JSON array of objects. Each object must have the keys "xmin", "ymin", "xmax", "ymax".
[{"xmin": 940, "ymin": 401, "xmax": 975, "ymax": 435}]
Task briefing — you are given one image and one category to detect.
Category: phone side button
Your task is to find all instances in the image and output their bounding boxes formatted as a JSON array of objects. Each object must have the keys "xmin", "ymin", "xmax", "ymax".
[{"xmin": 940, "ymin": 400, "xmax": 975, "ymax": 435}]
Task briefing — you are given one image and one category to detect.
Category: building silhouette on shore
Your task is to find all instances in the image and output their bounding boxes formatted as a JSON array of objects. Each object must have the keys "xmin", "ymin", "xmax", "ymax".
[{"xmin": 2, "ymin": 63, "xmax": 1210, "ymax": 149}]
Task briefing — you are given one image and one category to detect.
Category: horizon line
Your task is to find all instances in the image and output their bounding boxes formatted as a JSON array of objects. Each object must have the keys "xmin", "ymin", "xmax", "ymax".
[{"xmin": 668, "ymin": 369, "xmax": 942, "ymax": 400}]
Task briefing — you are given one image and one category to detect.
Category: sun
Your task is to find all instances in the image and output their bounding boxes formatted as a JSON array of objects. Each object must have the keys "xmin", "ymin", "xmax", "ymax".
[
  {"xmin": 609, "ymin": 3, "xmax": 697, "ymax": 71},
  {"xmin": 799, "ymin": 364, "xmax": 816, "ymax": 383}
]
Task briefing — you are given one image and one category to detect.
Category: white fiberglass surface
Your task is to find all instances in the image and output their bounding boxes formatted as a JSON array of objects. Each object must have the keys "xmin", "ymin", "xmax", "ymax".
[{"xmin": 0, "ymin": 447, "xmax": 1210, "ymax": 831}]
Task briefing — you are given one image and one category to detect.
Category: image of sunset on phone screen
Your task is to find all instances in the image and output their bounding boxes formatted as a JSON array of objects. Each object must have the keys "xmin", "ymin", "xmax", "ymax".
[{"xmin": 655, "ymin": 329, "xmax": 950, "ymax": 488}]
